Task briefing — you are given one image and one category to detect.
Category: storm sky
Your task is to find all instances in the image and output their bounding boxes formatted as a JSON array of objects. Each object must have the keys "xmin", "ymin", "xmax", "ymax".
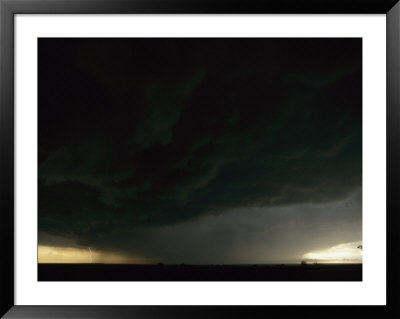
[{"xmin": 38, "ymin": 38, "xmax": 362, "ymax": 264}]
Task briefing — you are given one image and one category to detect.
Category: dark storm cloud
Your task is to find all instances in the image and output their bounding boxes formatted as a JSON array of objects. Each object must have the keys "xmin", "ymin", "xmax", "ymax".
[
  {"xmin": 38, "ymin": 38, "xmax": 362, "ymax": 253},
  {"xmin": 39, "ymin": 189, "xmax": 362, "ymax": 264}
]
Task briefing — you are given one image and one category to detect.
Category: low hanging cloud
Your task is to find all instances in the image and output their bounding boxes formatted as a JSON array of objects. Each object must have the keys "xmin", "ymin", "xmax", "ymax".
[
  {"xmin": 39, "ymin": 190, "xmax": 362, "ymax": 264},
  {"xmin": 38, "ymin": 38, "xmax": 362, "ymax": 259}
]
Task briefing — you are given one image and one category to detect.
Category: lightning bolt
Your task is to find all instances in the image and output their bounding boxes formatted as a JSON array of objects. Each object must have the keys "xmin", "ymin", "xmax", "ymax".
[{"xmin": 88, "ymin": 247, "xmax": 93, "ymax": 263}]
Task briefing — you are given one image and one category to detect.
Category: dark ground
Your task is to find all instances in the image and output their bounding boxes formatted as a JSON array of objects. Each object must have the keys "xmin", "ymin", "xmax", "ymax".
[{"xmin": 38, "ymin": 263, "xmax": 362, "ymax": 281}]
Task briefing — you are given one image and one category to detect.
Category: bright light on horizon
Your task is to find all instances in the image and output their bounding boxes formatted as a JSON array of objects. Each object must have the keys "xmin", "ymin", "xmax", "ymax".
[
  {"xmin": 38, "ymin": 245, "xmax": 153, "ymax": 264},
  {"xmin": 302, "ymin": 241, "xmax": 362, "ymax": 264}
]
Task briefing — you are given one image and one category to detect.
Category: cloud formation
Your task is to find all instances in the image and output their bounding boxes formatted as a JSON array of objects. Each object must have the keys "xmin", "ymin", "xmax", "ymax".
[{"xmin": 38, "ymin": 38, "xmax": 362, "ymax": 261}]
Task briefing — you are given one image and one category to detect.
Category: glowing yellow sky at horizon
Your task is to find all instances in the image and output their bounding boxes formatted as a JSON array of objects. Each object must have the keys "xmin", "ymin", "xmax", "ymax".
[
  {"xmin": 38, "ymin": 245, "xmax": 154, "ymax": 264},
  {"xmin": 302, "ymin": 241, "xmax": 362, "ymax": 263}
]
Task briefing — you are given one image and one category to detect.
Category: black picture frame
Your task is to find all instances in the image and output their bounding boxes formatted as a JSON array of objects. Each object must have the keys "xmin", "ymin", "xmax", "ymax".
[{"xmin": 1, "ymin": 0, "xmax": 399, "ymax": 318}]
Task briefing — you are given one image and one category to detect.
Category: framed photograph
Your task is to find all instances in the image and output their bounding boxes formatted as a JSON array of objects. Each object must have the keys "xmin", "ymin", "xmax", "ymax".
[{"xmin": 1, "ymin": 0, "xmax": 399, "ymax": 318}]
